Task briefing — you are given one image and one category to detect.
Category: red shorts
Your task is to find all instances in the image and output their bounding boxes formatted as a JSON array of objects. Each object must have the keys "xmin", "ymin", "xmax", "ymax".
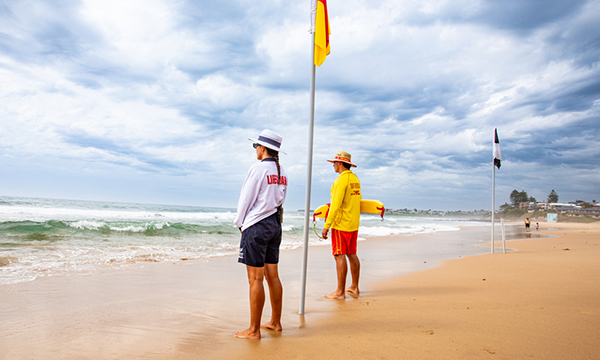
[{"xmin": 331, "ymin": 229, "xmax": 358, "ymax": 255}]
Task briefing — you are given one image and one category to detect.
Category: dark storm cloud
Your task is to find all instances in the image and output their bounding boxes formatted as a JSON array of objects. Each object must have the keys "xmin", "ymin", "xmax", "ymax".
[
  {"xmin": 403, "ymin": 0, "xmax": 588, "ymax": 33},
  {"xmin": 474, "ymin": 0, "xmax": 588, "ymax": 31},
  {"xmin": 508, "ymin": 115, "xmax": 600, "ymax": 168}
]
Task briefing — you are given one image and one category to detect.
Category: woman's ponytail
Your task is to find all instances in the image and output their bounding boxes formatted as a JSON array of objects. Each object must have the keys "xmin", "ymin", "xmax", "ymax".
[{"xmin": 266, "ymin": 148, "xmax": 281, "ymax": 184}]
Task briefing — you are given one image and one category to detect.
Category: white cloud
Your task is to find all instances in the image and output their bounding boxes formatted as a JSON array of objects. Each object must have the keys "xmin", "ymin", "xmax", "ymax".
[{"xmin": 194, "ymin": 75, "xmax": 255, "ymax": 108}]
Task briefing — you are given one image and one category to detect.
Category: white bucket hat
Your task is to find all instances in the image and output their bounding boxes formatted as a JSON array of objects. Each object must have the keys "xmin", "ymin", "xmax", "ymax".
[{"xmin": 248, "ymin": 129, "xmax": 286, "ymax": 155}]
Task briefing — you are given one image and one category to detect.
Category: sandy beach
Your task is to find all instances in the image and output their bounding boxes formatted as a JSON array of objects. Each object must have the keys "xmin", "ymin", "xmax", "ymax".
[
  {"xmin": 1, "ymin": 222, "xmax": 599, "ymax": 359},
  {"xmin": 220, "ymin": 222, "xmax": 600, "ymax": 360}
]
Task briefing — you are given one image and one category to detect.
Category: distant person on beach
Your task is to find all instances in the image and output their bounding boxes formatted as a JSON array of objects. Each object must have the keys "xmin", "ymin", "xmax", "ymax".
[
  {"xmin": 525, "ymin": 218, "xmax": 531, "ymax": 231},
  {"xmin": 233, "ymin": 129, "xmax": 288, "ymax": 340},
  {"xmin": 321, "ymin": 151, "xmax": 362, "ymax": 299},
  {"xmin": 536, "ymin": 223, "xmax": 539, "ymax": 231}
]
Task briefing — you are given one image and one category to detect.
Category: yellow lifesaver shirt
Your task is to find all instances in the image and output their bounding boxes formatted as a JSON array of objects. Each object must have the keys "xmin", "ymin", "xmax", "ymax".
[{"xmin": 324, "ymin": 170, "xmax": 361, "ymax": 232}]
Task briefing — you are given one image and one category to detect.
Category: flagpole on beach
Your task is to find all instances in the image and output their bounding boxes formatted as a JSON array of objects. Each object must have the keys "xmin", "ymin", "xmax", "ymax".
[
  {"xmin": 491, "ymin": 128, "xmax": 502, "ymax": 254},
  {"xmin": 300, "ymin": 0, "xmax": 330, "ymax": 315},
  {"xmin": 299, "ymin": 30, "xmax": 316, "ymax": 316},
  {"xmin": 491, "ymin": 162, "xmax": 495, "ymax": 253}
]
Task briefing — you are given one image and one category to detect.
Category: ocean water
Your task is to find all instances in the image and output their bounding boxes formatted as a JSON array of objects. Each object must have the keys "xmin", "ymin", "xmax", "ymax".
[{"xmin": 0, "ymin": 196, "xmax": 482, "ymax": 285}]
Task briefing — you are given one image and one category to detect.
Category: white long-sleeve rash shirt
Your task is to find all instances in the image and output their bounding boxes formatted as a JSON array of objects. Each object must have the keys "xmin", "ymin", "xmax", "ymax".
[{"xmin": 234, "ymin": 158, "xmax": 288, "ymax": 231}]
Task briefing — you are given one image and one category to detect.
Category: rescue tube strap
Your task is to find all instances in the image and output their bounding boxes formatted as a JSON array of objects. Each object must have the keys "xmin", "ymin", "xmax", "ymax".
[{"xmin": 313, "ymin": 221, "xmax": 325, "ymax": 241}]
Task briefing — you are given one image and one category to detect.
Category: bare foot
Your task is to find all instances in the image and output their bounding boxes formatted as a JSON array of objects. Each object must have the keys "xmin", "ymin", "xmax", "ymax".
[
  {"xmin": 261, "ymin": 321, "xmax": 282, "ymax": 331},
  {"xmin": 234, "ymin": 328, "xmax": 261, "ymax": 340},
  {"xmin": 324, "ymin": 291, "xmax": 345, "ymax": 299},
  {"xmin": 346, "ymin": 287, "xmax": 360, "ymax": 296}
]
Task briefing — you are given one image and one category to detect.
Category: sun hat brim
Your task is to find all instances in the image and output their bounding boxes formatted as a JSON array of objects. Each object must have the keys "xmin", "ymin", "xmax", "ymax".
[
  {"xmin": 327, "ymin": 157, "xmax": 357, "ymax": 167},
  {"xmin": 248, "ymin": 137, "xmax": 286, "ymax": 155}
]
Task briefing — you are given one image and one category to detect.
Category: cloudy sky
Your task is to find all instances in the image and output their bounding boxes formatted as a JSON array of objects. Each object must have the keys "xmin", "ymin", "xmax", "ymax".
[{"xmin": 1, "ymin": 0, "xmax": 599, "ymax": 211}]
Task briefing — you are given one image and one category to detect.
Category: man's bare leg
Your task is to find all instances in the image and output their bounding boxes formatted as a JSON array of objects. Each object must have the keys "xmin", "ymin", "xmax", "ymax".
[
  {"xmin": 346, "ymin": 253, "xmax": 360, "ymax": 295},
  {"xmin": 325, "ymin": 254, "xmax": 347, "ymax": 299},
  {"xmin": 235, "ymin": 266, "xmax": 265, "ymax": 339},
  {"xmin": 261, "ymin": 263, "xmax": 283, "ymax": 331}
]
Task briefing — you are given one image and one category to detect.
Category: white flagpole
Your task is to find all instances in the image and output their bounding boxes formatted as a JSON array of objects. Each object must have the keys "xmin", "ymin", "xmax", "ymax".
[
  {"xmin": 299, "ymin": 28, "xmax": 317, "ymax": 315},
  {"xmin": 491, "ymin": 162, "xmax": 495, "ymax": 253},
  {"xmin": 491, "ymin": 128, "xmax": 502, "ymax": 254}
]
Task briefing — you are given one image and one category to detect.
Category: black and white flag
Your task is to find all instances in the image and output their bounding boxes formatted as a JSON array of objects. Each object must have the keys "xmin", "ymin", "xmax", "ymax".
[{"xmin": 493, "ymin": 128, "xmax": 502, "ymax": 169}]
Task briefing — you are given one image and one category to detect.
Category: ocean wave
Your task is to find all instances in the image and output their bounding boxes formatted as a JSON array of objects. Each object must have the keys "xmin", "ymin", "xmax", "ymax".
[
  {"xmin": 358, "ymin": 223, "xmax": 461, "ymax": 237},
  {"xmin": 68, "ymin": 220, "xmax": 109, "ymax": 231},
  {"xmin": 0, "ymin": 219, "xmax": 241, "ymax": 240},
  {"xmin": 0, "ymin": 204, "xmax": 236, "ymax": 224},
  {"xmin": 281, "ymin": 224, "xmax": 298, "ymax": 232}
]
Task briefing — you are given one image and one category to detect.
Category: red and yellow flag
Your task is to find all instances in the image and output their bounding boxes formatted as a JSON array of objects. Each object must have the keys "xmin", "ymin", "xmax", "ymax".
[{"xmin": 312, "ymin": 0, "xmax": 330, "ymax": 66}]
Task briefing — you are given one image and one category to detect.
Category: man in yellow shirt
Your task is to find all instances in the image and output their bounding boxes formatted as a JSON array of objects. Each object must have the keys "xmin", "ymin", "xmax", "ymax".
[{"xmin": 322, "ymin": 151, "xmax": 361, "ymax": 299}]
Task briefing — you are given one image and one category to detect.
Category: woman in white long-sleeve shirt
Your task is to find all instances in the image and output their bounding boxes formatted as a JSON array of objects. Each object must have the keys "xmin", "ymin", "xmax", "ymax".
[{"xmin": 234, "ymin": 129, "xmax": 287, "ymax": 340}]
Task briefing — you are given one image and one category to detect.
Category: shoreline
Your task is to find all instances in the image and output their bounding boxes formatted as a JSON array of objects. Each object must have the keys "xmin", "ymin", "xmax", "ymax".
[{"xmin": 2, "ymin": 223, "xmax": 597, "ymax": 359}]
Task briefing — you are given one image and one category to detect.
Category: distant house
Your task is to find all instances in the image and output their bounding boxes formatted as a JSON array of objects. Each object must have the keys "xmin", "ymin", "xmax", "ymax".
[
  {"xmin": 519, "ymin": 202, "xmax": 529, "ymax": 209},
  {"xmin": 520, "ymin": 202, "xmax": 536, "ymax": 210},
  {"xmin": 536, "ymin": 202, "xmax": 548, "ymax": 210},
  {"xmin": 554, "ymin": 207, "xmax": 600, "ymax": 218},
  {"xmin": 548, "ymin": 203, "xmax": 579, "ymax": 209}
]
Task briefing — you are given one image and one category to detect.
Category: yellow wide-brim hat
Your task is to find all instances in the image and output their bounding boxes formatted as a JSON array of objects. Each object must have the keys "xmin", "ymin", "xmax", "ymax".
[{"xmin": 327, "ymin": 150, "xmax": 357, "ymax": 167}]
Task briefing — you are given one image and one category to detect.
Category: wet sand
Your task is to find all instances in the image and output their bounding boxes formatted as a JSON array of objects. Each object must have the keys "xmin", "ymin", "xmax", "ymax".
[{"xmin": 1, "ymin": 223, "xmax": 598, "ymax": 359}]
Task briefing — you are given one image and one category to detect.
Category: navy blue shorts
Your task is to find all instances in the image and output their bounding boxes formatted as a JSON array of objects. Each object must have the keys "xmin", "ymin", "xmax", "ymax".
[{"xmin": 238, "ymin": 213, "xmax": 282, "ymax": 267}]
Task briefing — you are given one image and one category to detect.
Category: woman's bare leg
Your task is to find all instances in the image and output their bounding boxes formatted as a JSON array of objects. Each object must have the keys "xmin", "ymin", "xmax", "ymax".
[
  {"xmin": 261, "ymin": 263, "xmax": 283, "ymax": 331},
  {"xmin": 235, "ymin": 266, "xmax": 265, "ymax": 339}
]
